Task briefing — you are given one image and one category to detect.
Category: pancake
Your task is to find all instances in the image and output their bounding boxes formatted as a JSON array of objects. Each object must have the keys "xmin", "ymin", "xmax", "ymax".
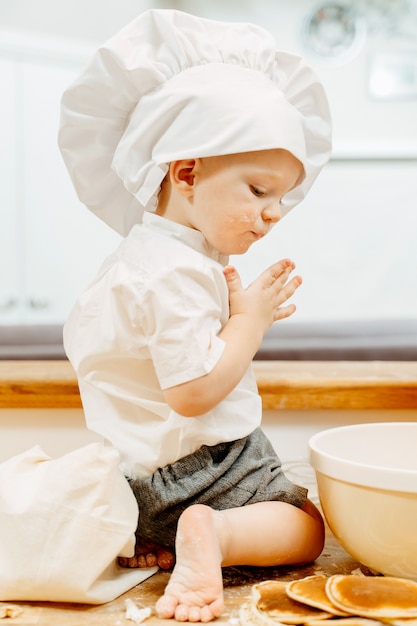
[
  {"xmin": 287, "ymin": 575, "xmax": 350, "ymax": 616},
  {"xmin": 383, "ymin": 620, "xmax": 417, "ymax": 626},
  {"xmin": 248, "ymin": 580, "xmax": 333, "ymax": 625},
  {"xmin": 0, "ymin": 605, "xmax": 23, "ymax": 619},
  {"xmin": 326, "ymin": 575, "xmax": 417, "ymax": 619},
  {"xmin": 304, "ymin": 615, "xmax": 382, "ymax": 626}
]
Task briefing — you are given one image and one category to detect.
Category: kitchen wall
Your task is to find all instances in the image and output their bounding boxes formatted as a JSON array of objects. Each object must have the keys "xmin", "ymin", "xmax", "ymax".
[{"xmin": 1, "ymin": 0, "xmax": 416, "ymax": 326}]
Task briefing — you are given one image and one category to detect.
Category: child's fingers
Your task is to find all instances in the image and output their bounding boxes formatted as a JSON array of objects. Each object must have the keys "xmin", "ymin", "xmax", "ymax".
[
  {"xmin": 223, "ymin": 265, "xmax": 243, "ymax": 295},
  {"xmin": 274, "ymin": 274, "xmax": 303, "ymax": 306},
  {"xmin": 274, "ymin": 302, "xmax": 297, "ymax": 321},
  {"xmin": 261, "ymin": 259, "xmax": 296, "ymax": 289},
  {"xmin": 267, "ymin": 276, "xmax": 302, "ymax": 323}
]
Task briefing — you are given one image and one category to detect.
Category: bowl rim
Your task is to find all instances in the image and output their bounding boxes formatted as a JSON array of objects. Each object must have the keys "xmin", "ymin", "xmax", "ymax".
[{"xmin": 309, "ymin": 422, "xmax": 417, "ymax": 493}]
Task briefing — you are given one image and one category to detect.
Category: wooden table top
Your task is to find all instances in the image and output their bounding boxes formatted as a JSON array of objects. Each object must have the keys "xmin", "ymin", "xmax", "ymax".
[{"xmin": 1, "ymin": 532, "xmax": 367, "ymax": 625}]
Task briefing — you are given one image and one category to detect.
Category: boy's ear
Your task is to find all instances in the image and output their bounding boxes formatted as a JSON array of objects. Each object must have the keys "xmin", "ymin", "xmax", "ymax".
[{"xmin": 170, "ymin": 159, "xmax": 197, "ymax": 197}]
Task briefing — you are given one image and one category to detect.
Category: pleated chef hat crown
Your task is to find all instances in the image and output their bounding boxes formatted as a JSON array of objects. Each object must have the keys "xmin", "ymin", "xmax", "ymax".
[{"xmin": 58, "ymin": 9, "xmax": 332, "ymax": 236}]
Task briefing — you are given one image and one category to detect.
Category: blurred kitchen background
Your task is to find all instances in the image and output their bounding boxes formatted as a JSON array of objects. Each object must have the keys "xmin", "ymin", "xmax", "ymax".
[{"xmin": 1, "ymin": 0, "xmax": 416, "ymax": 358}]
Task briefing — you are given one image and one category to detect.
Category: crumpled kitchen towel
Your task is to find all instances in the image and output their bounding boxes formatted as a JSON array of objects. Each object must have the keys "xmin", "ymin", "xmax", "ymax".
[{"xmin": 0, "ymin": 443, "xmax": 157, "ymax": 604}]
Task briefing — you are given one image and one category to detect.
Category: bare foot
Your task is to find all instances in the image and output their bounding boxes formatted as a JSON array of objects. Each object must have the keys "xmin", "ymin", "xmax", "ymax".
[
  {"xmin": 119, "ymin": 539, "xmax": 175, "ymax": 570},
  {"xmin": 155, "ymin": 504, "xmax": 224, "ymax": 622}
]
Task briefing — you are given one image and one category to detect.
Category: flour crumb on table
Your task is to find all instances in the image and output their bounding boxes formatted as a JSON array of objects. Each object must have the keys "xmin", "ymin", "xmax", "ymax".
[
  {"xmin": 350, "ymin": 568, "xmax": 364, "ymax": 576},
  {"xmin": 125, "ymin": 598, "xmax": 152, "ymax": 624}
]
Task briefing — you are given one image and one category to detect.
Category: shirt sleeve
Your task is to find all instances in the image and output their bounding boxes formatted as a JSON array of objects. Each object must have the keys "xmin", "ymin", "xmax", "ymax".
[{"xmin": 140, "ymin": 261, "xmax": 228, "ymax": 389}]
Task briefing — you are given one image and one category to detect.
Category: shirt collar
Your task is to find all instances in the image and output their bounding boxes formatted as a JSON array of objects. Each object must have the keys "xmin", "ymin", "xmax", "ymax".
[{"xmin": 142, "ymin": 212, "xmax": 228, "ymax": 265}]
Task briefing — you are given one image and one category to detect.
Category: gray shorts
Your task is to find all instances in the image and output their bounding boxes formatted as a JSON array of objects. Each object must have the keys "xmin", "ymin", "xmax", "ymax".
[{"xmin": 128, "ymin": 427, "xmax": 308, "ymax": 548}]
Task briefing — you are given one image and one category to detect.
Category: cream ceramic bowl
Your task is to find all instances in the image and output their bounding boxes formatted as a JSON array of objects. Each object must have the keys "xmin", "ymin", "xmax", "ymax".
[{"xmin": 309, "ymin": 422, "xmax": 417, "ymax": 580}]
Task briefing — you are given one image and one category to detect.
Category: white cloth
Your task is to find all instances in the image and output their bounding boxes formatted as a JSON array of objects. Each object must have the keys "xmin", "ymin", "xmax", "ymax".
[
  {"xmin": 64, "ymin": 213, "xmax": 262, "ymax": 479},
  {"xmin": 58, "ymin": 9, "xmax": 332, "ymax": 235},
  {"xmin": 0, "ymin": 444, "xmax": 157, "ymax": 604}
]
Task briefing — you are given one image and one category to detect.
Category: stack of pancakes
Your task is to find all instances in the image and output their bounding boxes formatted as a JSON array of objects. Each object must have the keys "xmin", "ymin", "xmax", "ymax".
[{"xmin": 240, "ymin": 575, "xmax": 417, "ymax": 626}]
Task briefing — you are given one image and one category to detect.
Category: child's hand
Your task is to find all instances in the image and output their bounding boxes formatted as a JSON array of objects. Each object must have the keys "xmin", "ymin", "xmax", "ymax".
[
  {"xmin": 166, "ymin": 259, "xmax": 301, "ymax": 416},
  {"xmin": 223, "ymin": 259, "xmax": 302, "ymax": 335}
]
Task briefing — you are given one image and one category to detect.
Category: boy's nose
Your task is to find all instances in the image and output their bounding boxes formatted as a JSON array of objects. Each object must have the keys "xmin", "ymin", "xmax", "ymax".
[{"xmin": 261, "ymin": 202, "xmax": 281, "ymax": 223}]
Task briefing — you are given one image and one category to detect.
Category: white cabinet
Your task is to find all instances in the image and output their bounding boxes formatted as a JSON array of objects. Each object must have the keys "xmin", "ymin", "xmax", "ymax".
[
  {"xmin": 0, "ymin": 58, "xmax": 19, "ymax": 320},
  {"xmin": 0, "ymin": 46, "xmax": 121, "ymax": 325}
]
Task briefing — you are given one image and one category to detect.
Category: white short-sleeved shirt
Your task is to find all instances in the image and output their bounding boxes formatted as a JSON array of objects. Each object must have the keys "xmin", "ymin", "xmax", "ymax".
[{"xmin": 64, "ymin": 213, "xmax": 262, "ymax": 478}]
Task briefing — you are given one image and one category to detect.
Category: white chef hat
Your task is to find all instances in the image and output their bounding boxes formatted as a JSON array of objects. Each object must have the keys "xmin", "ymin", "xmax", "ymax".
[{"xmin": 58, "ymin": 9, "xmax": 332, "ymax": 236}]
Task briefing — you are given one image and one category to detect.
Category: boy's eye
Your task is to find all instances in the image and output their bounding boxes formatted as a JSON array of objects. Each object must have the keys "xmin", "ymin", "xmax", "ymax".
[{"xmin": 250, "ymin": 185, "xmax": 264, "ymax": 197}]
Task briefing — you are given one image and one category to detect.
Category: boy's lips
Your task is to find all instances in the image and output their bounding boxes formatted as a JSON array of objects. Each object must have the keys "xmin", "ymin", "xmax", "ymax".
[{"xmin": 251, "ymin": 230, "xmax": 266, "ymax": 240}]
